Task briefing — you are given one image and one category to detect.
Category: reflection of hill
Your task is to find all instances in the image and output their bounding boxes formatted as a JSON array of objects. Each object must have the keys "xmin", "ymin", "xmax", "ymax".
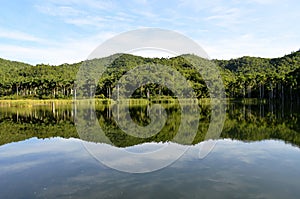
[
  {"xmin": 0, "ymin": 103, "xmax": 299, "ymax": 147},
  {"xmin": 0, "ymin": 108, "xmax": 78, "ymax": 145},
  {"xmin": 0, "ymin": 119, "xmax": 77, "ymax": 145},
  {"xmin": 220, "ymin": 103, "xmax": 300, "ymax": 147},
  {"xmin": 222, "ymin": 117, "xmax": 300, "ymax": 147},
  {"xmin": 0, "ymin": 107, "xmax": 78, "ymax": 145}
]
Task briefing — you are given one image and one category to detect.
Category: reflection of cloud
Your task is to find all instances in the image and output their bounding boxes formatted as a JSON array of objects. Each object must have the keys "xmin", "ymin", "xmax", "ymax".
[
  {"xmin": 2, "ymin": 137, "xmax": 300, "ymax": 198},
  {"xmin": 0, "ymin": 137, "xmax": 83, "ymax": 158},
  {"xmin": 83, "ymin": 141, "xmax": 189, "ymax": 173},
  {"xmin": 35, "ymin": 138, "xmax": 300, "ymax": 198},
  {"xmin": 0, "ymin": 137, "xmax": 90, "ymax": 174},
  {"xmin": 2, "ymin": 137, "xmax": 300, "ymax": 175},
  {"xmin": 0, "ymin": 159, "xmax": 47, "ymax": 174}
]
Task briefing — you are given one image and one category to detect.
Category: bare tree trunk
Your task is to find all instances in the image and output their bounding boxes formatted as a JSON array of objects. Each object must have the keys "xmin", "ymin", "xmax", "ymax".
[
  {"xmin": 290, "ymin": 85, "xmax": 292, "ymax": 101},
  {"xmin": 117, "ymin": 84, "xmax": 119, "ymax": 101},
  {"xmin": 247, "ymin": 86, "xmax": 251, "ymax": 98},
  {"xmin": 106, "ymin": 86, "xmax": 111, "ymax": 99},
  {"xmin": 259, "ymin": 83, "xmax": 262, "ymax": 99},
  {"xmin": 243, "ymin": 82, "xmax": 246, "ymax": 98},
  {"xmin": 269, "ymin": 82, "xmax": 273, "ymax": 100},
  {"xmin": 147, "ymin": 88, "xmax": 150, "ymax": 100}
]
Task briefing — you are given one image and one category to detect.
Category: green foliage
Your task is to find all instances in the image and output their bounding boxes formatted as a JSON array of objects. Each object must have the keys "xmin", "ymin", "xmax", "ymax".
[{"xmin": 0, "ymin": 50, "xmax": 299, "ymax": 100}]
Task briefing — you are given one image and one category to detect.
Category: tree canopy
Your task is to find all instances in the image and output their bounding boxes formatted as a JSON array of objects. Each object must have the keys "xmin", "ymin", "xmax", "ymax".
[{"xmin": 0, "ymin": 50, "xmax": 299, "ymax": 100}]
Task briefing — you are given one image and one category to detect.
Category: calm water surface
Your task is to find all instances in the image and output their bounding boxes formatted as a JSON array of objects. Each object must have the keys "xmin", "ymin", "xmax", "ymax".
[{"xmin": 0, "ymin": 102, "xmax": 299, "ymax": 198}]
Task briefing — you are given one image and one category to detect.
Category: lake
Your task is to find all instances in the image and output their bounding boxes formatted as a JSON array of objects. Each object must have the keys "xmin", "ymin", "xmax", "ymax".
[{"xmin": 0, "ymin": 101, "xmax": 299, "ymax": 198}]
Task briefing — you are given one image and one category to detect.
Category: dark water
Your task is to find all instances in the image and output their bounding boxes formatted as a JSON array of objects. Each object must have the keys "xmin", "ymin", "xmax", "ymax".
[{"xmin": 0, "ymin": 102, "xmax": 299, "ymax": 198}]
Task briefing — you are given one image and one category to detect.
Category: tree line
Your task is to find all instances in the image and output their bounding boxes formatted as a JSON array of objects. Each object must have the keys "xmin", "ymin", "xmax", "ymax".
[{"xmin": 0, "ymin": 50, "xmax": 299, "ymax": 100}]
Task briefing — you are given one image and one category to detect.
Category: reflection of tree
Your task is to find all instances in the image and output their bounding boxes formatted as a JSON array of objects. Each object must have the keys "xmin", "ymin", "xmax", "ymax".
[
  {"xmin": 0, "ymin": 107, "xmax": 77, "ymax": 145},
  {"xmin": 0, "ymin": 102, "xmax": 299, "ymax": 147},
  {"xmin": 96, "ymin": 104, "xmax": 182, "ymax": 147}
]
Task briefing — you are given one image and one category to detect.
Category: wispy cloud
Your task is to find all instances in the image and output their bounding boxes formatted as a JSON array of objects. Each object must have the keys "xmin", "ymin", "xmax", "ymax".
[
  {"xmin": 0, "ymin": 28, "xmax": 44, "ymax": 42},
  {"xmin": 246, "ymin": 0, "xmax": 279, "ymax": 5},
  {"xmin": 35, "ymin": 5, "xmax": 84, "ymax": 17},
  {"xmin": 0, "ymin": 31, "xmax": 116, "ymax": 64},
  {"xmin": 177, "ymin": 0, "xmax": 221, "ymax": 12},
  {"xmin": 46, "ymin": 0, "xmax": 116, "ymax": 10},
  {"xmin": 64, "ymin": 17, "xmax": 108, "ymax": 27},
  {"xmin": 35, "ymin": 1, "xmax": 135, "ymax": 29},
  {"xmin": 204, "ymin": 6, "xmax": 244, "ymax": 28},
  {"xmin": 0, "ymin": 0, "xmax": 299, "ymax": 64},
  {"xmin": 200, "ymin": 33, "xmax": 299, "ymax": 59}
]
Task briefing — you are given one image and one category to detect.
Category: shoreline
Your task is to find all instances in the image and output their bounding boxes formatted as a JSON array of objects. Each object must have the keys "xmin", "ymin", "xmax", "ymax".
[
  {"xmin": 0, "ymin": 98, "xmax": 209, "ymax": 107},
  {"xmin": 0, "ymin": 98, "xmax": 269, "ymax": 107}
]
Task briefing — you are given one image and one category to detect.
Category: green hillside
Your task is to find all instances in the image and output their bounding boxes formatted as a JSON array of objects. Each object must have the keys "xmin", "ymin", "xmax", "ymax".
[{"xmin": 0, "ymin": 51, "xmax": 299, "ymax": 100}]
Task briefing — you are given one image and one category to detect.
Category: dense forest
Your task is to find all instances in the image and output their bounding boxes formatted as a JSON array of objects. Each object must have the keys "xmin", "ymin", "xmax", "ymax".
[{"xmin": 0, "ymin": 50, "xmax": 299, "ymax": 100}]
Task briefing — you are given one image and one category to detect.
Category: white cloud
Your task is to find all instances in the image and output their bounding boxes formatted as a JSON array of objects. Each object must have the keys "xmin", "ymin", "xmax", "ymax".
[
  {"xmin": 0, "ymin": 28, "xmax": 44, "ymax": 42},
  {"xmin": 246, "ymin": 0, "xmax": 279, "ymax": 4},
  {"xmin": 0, "ymin": 32, "xmax": 116, "ymax": 65},
  {"xmin": 205, "ymin": 6, "xmax": 244, "ymax": 28},
  {"xmin": 46, "ymin": 0, "xmax": 115, "ymax": 10},
  {"xmin": 1, "ymin": 0, "xmax": 298, "ymax": 64},
  {"xmin": 35, "ymin": 5, "xmax": 85, "ymax": 17},
  {"xmin": 35, "ymin": 1, "xmax": 135, "ymax": 29},
  {"xmin": 178, "ymin": 0, "xmax": 223, "ymax": 12},
  {"xmin": 199, "ymin": 33, "xmax": 299, "ymax": 59},
  {"xmin": 133, "ymin": 0, "xmax": 148, "ymax": 5},
  {"xmin": 64, "ymin": 16, "xmax": 108, "ymax": 27},
  {"xmin": 0, "ymin": 137, "xmax": 91, "ymax": 174}
]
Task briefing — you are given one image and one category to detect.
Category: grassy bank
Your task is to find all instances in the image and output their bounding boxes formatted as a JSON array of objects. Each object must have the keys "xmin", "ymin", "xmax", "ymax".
[
  {"xmin": 0, "ymin": 99, "xmax": 73, "ymax": 107},
  {"xmin": 0, "ymin": 97, "xmax": 232, "ymax": 107}
]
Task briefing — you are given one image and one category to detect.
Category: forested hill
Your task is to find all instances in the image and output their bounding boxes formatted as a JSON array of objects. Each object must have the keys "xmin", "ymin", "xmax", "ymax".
[
  {"xmin": 214, "ymin": 50, "xmax": 300, "ymax": 72},
  {"xmin": 0, "ymin": 50, "xmax": 299, "ymax": 100}
]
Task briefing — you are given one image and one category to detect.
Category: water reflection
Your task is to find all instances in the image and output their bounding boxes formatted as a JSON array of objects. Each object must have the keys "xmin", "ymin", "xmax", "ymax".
[
  {"xmin": 0, "ymin": 102, "xmax": 299, "ymax": 147},
  {"xmin": 0, "ymin": 102, "xmax": 300, "ymax": 198},
  {"xmin": 1, "ymin": 137, "xmax": 300, "ymax": 198}
]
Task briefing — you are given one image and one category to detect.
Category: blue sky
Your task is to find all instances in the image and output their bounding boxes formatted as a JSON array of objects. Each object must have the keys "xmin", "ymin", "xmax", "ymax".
[{"xmin": 0, "ymin": 0, "xmax": 299, "ymax": 64}]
